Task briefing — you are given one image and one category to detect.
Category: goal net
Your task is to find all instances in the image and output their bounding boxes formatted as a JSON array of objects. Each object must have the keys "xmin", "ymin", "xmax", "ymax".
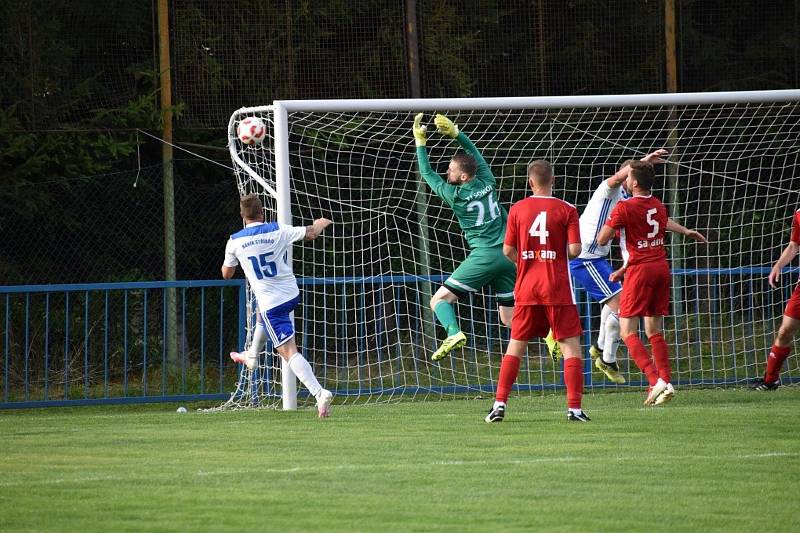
[{"xmin": 221, "ymin": 91, "xmax": 800, "ymax": 410}]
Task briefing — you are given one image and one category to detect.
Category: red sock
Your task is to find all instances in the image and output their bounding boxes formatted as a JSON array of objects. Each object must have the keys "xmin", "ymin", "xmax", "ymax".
[
  {"xmin": 765, "ymin": 344, "xmax": 791, "ymax": 383},
  {"xmin": 563, "ymin": 357, "xmax": 584, "ymax": 409},
  {"xmin": 624, "ymin": 333, "xmax": 659, "ymax": 386},
  {"xmin": 496, "ymin": 355, "xmax": 521, "ymax": 403},
  {"xmin": 649, "ymin": 333, "xmax": 671, "ymax": 383}
]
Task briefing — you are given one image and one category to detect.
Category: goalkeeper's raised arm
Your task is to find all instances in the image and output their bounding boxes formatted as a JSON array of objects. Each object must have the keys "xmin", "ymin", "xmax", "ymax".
[
  {"xmin": 412, "ymin": 113, "xmax": 448, "ymax": 199},
  {"xmin": 434, "ymin": 114, "xmax": 494, "ymax": 186}
]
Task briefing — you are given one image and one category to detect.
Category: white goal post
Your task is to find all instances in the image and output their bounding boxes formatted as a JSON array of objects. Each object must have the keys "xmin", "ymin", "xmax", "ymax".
[{"xmin": 223, "ymin": 90, "xmax": 800, "ymax": 411}]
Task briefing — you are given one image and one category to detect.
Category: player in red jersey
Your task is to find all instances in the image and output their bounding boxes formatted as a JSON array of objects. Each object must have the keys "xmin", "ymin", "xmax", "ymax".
[
  {"xmin": 485, "ymin": 160, "xmax": 589, "ymax": 423},
  {"xmin": 753, "ymin": 208, "xmax": 800, "ymax": 390},
  {"xmin": 596, "ymin": 160, "xmax": 675, "ymax": 405}
]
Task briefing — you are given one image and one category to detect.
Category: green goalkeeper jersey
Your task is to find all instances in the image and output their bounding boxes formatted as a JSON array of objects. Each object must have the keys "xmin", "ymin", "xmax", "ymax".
[{"xmin": 416, "ymin": 131, "xmax": 507, "ymax": 249}]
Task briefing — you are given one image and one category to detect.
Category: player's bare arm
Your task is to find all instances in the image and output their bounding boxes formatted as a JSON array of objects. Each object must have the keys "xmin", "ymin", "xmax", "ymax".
[
  {"xmin": 413, "ymin": 113, "xmax": 454, "ymax": 197},
  {"xmin": 609, "ymin": 266, "xmax": 626, "ymax": 283},
  {"xmin": 606, "ymin": 149, "xmax": 669, "ymax": 188},
  {"xmin": 503, "ymin": 244, "xmax": 517, "ymax": 264},
  {"xmin": 221, "ymin": 265, "xmax": 236, "ymax": 279},
  {"xmin": 305, "ymin": 218, "xmax": 333, "ymax": 240},
  {"xmin": 666, "ymin": 218, "xmax": 707, "ymax": 243},
  {"xmin": 641, "ymin": 148, "xmax": 669, "ymax": 165},
  {"xmin": 595, "ymin": 224, "xmax": 615, "ymax": 246},
  {"xmin": 768, "ymin": 241, "xmax": 800, "ymax": 288},
  {"xmin": 568, "ymin": 242, "xmax": 581, "ymax": 259}
]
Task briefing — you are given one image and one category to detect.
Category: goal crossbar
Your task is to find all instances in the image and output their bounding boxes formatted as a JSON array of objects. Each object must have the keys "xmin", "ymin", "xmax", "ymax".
[{"xmin": 268, "ymin": 89, "xmax": 800, "ymax": 113}]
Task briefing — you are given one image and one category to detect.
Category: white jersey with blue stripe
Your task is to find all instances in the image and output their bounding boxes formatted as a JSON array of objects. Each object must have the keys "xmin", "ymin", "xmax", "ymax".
[
  {"xmin": 578, "ymin": 179, "xmax": 626, "ymax": 260},
  {"xmin": 223, "ymin": 221, "xmax": 306, "ymax": 311}
]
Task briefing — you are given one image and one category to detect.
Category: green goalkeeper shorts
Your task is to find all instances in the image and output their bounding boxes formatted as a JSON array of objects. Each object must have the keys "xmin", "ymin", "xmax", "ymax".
[{"xmin": 443, "ymin": 245, "xmax": 516, "ymax": 306}]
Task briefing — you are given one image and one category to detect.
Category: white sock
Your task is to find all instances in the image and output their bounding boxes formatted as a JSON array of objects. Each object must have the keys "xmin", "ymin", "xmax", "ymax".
[
  {"xmin": 493, "ymin": 400, "xmax": 506, "ymax": 410},
  {"xmin": 603, "ymin": 310, "xmax": 620, "ymax": 364},
  {"xmin": 288, "ymin": 353, "xmax": 323, "ymax": 397},
  {"xmin": 569, "ymin": 407, "xmax": 583, "ymax": 415},
  {"xmin": 598, "ymin": 304, "xmax": 613, "ymax": 349},
  {"xmin": 246, "ymin": 324, "xmax": 267, "ymax": 358}
]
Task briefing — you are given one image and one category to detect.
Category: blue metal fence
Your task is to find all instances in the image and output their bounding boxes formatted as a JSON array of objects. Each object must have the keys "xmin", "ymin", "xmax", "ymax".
[
  {"xmin": 1, "ymin": 268, "xmax": 797, "ymax": 408},
  {"xmin": 1, "ymin": 280, "xmax": 247, "ymax": 408}
]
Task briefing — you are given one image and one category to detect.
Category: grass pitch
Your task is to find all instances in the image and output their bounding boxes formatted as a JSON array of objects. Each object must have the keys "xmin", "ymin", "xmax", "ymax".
[{"xmin": 1, "ymin": 388, "xmax": 799, "ymax": 532}]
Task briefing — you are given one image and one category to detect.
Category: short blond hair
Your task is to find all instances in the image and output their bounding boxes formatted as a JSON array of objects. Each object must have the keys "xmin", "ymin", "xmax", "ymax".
[
  {"xmin": 527, "ymin": 160, "xmax": 553, "ymax": 187},
  {"xmin": 239, "ymin": 194, "xmax": 263, "ymax": 220}
]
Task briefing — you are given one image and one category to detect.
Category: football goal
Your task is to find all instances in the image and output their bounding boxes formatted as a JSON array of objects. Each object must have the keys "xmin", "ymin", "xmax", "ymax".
[{"xmin": 221, "ymin": 90, "xmax": 800, "ymax": 410}]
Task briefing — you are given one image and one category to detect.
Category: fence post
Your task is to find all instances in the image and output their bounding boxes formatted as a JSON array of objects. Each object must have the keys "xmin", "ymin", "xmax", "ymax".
[{"xmin": 157, "ymin": 0, "xmax": 178, "ymax": 370}]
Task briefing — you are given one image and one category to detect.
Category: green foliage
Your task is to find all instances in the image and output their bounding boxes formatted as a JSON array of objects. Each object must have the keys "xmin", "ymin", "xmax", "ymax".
[
  {"xmin": 419, "ymin": 2, "xmax": 477, "ymax": 97},
  {"xmin": 0, "ymin": 0, "xmax": 168, "ymax": 239},
  {"xmin": 0, "ymin": 94, "xmax": 159, "ymax": 243},
  {"xmin": 680, "ymin": 0, "xmax": 799, "ymax": 91},
  {"xmin": 0, "ymin": 0, "xmax": 187, "ymax": 282}
]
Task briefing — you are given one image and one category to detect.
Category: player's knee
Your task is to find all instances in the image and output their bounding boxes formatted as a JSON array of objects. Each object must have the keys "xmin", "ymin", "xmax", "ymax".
[
  {"xmin": 644, "ymin": 328, "xmax": 661, "ymax": 339},
  {"xmin": 505, "ymin": 340, "xmax": 527, "ymax": 357},
  {"xmin": 776, "ymin": 325, "xmax": 795, "ymax": 345},
  {"xmin": 431, "ymin": 288, "xmax": 458, "ymax": 311},
  {"xmin": 430, "ymin": 294, "xmax": 448, "ymax": 311},
  {"xmin": 275, "ymin": 340, "xmax": 297, "ymax": 361},
  {"xmin": 605, "ymin": 295, "xmax": 621, "ymax": 313},
  {"xmin": 559, "ymin": 336, "xmax": 582, "ymax": 358},
  {"xmin": 605, "ymin": 311, "xmax": 620, "ymax": 333},
  {"xmin": 643, "ymin": 319, "xmax": 663, "ymax": 338}
]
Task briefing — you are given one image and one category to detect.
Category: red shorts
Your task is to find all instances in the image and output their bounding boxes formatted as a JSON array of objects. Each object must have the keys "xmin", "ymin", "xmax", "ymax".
[
  {"xmin": 510, "ymin": 304, "xmax": 582, "ymax": 342},
  {"xmin": 785, "ymin": 282, "xmax": 800, "ymax": 319},
  {"xmin": 619, "ymin": 262, "xmax": 671, "ymax": 318}
]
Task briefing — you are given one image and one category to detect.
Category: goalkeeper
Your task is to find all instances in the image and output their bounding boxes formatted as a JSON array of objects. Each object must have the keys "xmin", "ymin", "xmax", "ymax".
[{"xmin": 413, "ymin": 113, "xmax": 516, "ymax": 361}]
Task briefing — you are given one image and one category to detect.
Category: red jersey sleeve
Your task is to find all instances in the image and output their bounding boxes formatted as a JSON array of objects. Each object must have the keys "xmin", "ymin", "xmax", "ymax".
[
  {"xmin": 791, "ymin": 211, "xmax": 800, "ymax": 245},
  {"xmin": 606, "ymin": 201, "xmax": 626, "ymax": 230},
  {"xmin": 504, "ymin": 206, "xmax": 518, "ymax": 248},
  {"xmin": 567, "ymin": 206, "xmax": 581, "ymax": 244}
]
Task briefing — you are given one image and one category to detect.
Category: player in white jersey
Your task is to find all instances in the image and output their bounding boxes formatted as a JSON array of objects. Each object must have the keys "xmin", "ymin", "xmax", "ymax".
[
  {"xmin": 547, "ymin": 150, "xmax": 706, "ymax": 384},
  {"xmin": 221, "ymin": 194, "xmax": 334, "ymax": 418}
]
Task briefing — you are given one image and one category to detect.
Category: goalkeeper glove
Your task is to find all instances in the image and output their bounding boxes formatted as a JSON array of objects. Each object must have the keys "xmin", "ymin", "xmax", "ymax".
[
  {"xmin": 412, "ymin": 113, "xmax": 428, "ymax": 146},
  {"xmin": 434, "ymin": 114, "xmax": 459, "ymax": 138}
]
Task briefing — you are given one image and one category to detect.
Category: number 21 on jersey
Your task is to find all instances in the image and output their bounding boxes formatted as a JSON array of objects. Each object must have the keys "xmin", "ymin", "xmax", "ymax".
[{"xmin": 528, "ymin": 211, "xmax": 549, "ymax": 244}]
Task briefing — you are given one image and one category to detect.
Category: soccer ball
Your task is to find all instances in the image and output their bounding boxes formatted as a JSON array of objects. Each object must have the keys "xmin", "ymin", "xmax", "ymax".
[{"xmin": 237, "ymin": 116, "xmax": 267, "ymax": 146}]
